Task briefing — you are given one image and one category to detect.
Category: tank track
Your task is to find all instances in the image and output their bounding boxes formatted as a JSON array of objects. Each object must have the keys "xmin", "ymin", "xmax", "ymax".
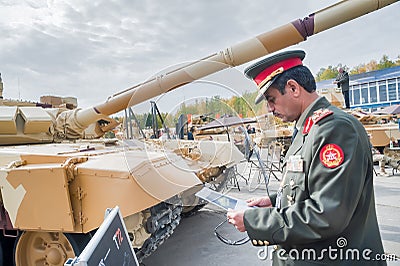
[{"xmin": 135, "ymin": 196, "xmax": 182, "ymax": 262}]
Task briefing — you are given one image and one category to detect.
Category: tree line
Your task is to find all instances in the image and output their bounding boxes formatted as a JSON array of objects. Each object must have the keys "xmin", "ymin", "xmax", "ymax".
[
  {"xmin": 133, "ymin": 93, "xmax": 265, "ymax": 129},
  {"xmin": 315, "ymin": 54, "xmax": 400, "ymax": 81},
  {"xmin": 132, "ymin": 54, "xmax": 400, "ymax": 129}
]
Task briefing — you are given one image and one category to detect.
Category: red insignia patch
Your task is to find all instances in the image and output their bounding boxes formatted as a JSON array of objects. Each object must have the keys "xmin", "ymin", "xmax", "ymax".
[
  {"xmin": 303, "ymin": 117, "xmax": 314, "ymax": 135},
  {"xmin": 319, "ymin": 144, "xmax": 344, "ymax": 168}
]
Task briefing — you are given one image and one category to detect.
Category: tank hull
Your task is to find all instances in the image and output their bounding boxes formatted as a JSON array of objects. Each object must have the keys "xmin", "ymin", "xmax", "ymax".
[{"xmin": 0, "ymin": 142, "xmax": 201, "ymax": 233}]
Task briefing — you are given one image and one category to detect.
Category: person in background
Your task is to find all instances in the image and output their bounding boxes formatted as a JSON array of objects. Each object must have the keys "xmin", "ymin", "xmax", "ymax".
[
  {"xmin": 334, "ymin": 67, "xmax": 350, "ymax": 109},
  {"xmin": 227, "ymin": 50, "xmax": 385, "ymax": 265}
]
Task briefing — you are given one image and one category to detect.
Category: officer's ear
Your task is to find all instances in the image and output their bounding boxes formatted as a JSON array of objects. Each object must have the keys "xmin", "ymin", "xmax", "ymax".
[{"xmin": 287, "ymin": 79, "xmax": 301, "ymax": 97}]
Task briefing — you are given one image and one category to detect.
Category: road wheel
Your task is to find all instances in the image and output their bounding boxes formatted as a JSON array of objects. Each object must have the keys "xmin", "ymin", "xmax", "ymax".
[{"xmin": 14, "ymin": 231, "xmax": 90, "ymax": 266}]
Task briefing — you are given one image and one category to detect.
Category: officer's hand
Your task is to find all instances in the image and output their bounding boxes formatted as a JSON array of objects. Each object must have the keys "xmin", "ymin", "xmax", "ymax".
[
  {"xmin": 227, "ymin": 209, "xmax": 246, "ymax": 232},
  {"xmin": 246, "ymin": 197, "xmax": 272, "ymax": 207}
]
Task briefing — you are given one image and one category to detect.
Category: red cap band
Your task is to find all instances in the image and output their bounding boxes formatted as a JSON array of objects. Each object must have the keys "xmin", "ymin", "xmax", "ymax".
[{"xmin": 254, "ymin": 57, "xmax": 303, "ymax": 85}]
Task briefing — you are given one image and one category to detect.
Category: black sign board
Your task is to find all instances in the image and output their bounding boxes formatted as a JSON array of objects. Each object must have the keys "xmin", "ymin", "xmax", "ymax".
[{"xmin": 64, "ymin": 206, "xmax": 138, "ymax": 266}]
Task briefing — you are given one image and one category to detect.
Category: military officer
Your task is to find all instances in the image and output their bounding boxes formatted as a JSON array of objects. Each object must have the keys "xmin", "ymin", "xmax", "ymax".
[{"xmin": 227, "ymin": 50, "xmax": 386, "ymax": 265}]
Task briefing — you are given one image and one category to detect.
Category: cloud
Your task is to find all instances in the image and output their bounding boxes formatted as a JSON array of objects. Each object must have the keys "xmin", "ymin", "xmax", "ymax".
[{"xmin": 0, "ymin": 0, "xmax": 399, "ymax": 112}]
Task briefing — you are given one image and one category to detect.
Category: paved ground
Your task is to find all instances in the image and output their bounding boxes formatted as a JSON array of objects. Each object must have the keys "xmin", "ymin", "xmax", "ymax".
[
  {"xmin": 142, "ymin": 162, "xmax": 400, "ymax": 266},
  {"xmin": 374, "ymin": 171, "xmax": 400, "ymax": 259}
]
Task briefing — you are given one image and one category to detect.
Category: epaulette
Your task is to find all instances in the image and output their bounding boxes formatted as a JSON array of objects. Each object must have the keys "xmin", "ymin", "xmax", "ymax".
[
  {"xmin": 302, "ymin": 108, "xmax": 333, "ymax": 135},
  {"xmin": 311, "ymin": 108, "xmax": 333, "ymax": 123}
]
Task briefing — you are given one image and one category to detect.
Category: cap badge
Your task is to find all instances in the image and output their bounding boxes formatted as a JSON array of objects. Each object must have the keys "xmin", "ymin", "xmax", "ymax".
[{"xmin": 257, "ymin": 67, "xmax": 284, "ymax": 89}]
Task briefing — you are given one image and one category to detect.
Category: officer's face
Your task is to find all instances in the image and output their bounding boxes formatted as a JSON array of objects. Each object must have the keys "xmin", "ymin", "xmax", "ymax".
[{"xmin": 264, "ymin": 85, "xmax": 300, "ymax": 122}]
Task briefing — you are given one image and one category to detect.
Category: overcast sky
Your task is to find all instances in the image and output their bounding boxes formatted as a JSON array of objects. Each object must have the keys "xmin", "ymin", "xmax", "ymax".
[{"xmin": 0, "ymin": 0, "xmax": 399, "ymax": 114}]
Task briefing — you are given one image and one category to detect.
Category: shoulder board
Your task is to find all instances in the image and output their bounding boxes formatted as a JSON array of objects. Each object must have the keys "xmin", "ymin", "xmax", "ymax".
[
  {"xmin": 303, "ymin": 108, "xmax": 334, "ymax": 135},
  {"xmin": 311, "ymin": 109, "xmax": 333, "ymax": 124}
]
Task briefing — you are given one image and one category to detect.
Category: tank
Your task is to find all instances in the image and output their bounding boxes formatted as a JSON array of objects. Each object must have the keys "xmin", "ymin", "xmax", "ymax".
[
  {"xmin": 143, "ymin": 137, "xmax": 244, "ymax": 215},
  {"xmin": 318, "ymin": 84, "xmax": 400, "ymax": 149},
  {"xmin": 0, "ymin": 0, "xmax": 398, "ymax": 265},
  {"xmin": 350, "ymin": 109, "xmax": 400, "ymax": 148}
]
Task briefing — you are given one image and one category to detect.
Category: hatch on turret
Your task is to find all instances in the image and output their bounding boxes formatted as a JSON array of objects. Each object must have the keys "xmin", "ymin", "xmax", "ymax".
[
  {"xmin": 0, "ymin": 106, "xmax": 17, "ymax": 134},
  {"xmin": 19, "ymin": 107, "xmax": 52, "ymax": 134},
  {"xmin": 0, "ymin": 106, "xmax": 53, "ymax": 145}
]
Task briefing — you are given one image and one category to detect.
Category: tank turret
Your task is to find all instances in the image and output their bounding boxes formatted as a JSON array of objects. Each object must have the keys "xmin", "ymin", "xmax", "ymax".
[{"xmin": 0, "ymin": 0, "xmax": 398, "ymax": 265}]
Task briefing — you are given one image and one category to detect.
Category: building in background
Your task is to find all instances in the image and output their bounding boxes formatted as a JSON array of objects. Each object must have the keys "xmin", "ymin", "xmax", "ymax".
[
  {"xmin": 40, "ymin": 95, "xmax": 77, "ymax": 109},
  {"xmin": 317, "ymin": 66, "xmax": 400, "ymax": 112},
  {"xmin": 1, "ymin": 72, "xmax": 78, "ymax": 109}
]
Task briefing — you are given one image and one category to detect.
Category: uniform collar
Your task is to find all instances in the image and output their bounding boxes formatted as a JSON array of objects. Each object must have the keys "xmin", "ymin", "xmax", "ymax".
[
  {"xmin": 295, "ymin": 97, "xmax": 331, "ymax": 134},
  {"xmin": 286, "ymin": 97, "xmax": 331, "ymax": 157},
  {"xmin": 295, "ymin": 97, "xmax": 320, "ymax": 132}
]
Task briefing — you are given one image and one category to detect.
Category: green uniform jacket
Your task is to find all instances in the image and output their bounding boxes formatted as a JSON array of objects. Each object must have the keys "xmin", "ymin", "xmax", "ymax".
[{"xmin": 243, "ymin": 97, "xmax": 386, "ymax": 265}]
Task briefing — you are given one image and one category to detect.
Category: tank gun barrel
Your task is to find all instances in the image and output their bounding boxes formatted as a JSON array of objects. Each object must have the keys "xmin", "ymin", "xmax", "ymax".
[{"xmin": 64, "ymin": 0, "xmax": 398, "ymax": 137}]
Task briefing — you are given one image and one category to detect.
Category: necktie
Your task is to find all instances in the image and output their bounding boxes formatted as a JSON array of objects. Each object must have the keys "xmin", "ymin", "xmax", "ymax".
[{"xmin": 291, "ymin": 127, "xmax": 298, "ymax": 143}]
